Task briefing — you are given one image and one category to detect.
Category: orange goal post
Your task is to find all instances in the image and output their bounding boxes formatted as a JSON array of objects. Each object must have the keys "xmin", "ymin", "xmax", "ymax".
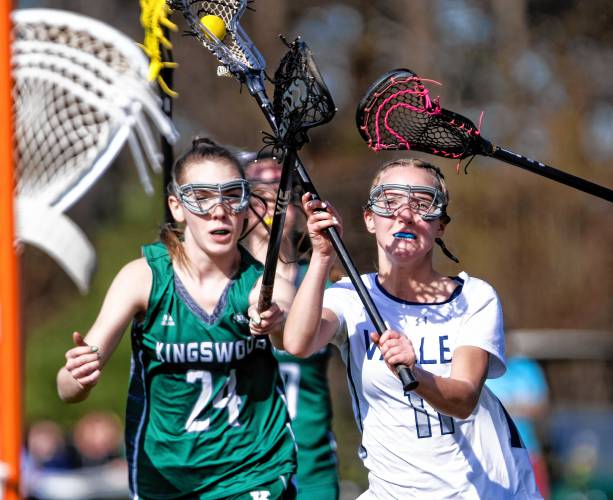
[{"xmin": 0, "ymin": 0, "xmax": 22, "ymax": 499}]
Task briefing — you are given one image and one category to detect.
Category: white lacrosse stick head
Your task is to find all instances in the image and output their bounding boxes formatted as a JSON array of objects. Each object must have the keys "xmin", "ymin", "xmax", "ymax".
[
  {"xmin": 169, "ymin": 0, "xmax": 266, "ymax": 78},
  {"xmin": 12, "ymin": 8, "xmax": 179, "ymax": 211},
  {"xmin": 11, "ymin": 8, "xmax": 179, "ymax": 292}
]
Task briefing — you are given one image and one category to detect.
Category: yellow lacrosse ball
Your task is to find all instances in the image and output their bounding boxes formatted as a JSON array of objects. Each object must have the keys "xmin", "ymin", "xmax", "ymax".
[{"xmin": 200, "ymin": 14, "xmax": 227, "ymax": 41}]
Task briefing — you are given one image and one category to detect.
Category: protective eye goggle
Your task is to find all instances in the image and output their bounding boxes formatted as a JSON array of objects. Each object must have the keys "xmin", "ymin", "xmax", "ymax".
[
  {"xmin": 365, "ymin": 184, "xmax": 447, "ymax": 221},
  {"xmin": 173, "ymin": 179, "xmax": 250, "ymax": 215}
]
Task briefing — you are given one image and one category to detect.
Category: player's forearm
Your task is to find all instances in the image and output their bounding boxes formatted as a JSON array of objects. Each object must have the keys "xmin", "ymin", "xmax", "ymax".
[
  {"xmin": 284, "ymin": 255, "xmax": 333, "ymax": 357},
  {"xmin": 56, "ymin": 367, "xmax": 93, "ymax": 403},
  {"xmin": 267, "ymin": 316, "xmax": 287, "ymax": 350},
  {"xmin": 413, "ymin": 366, "xmax": 482, "ymax": 420}
]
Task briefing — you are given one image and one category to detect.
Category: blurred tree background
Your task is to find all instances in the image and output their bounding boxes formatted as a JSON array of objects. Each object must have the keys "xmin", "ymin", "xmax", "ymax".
[{"xmin": 16, "ymin": 0, "xmax": 613, "ymax": 495}]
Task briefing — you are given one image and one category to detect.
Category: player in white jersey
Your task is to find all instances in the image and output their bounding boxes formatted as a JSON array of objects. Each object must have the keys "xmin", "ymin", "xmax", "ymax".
[{"xmin": 284, "ymin": 158, "xmax": 542, "ymax": 499}]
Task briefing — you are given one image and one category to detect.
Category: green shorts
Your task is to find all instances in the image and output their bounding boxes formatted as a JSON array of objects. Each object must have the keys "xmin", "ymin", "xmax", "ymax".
[
  {"xmin": 296, "ymin": 482, "xmax": 339, "ymax": 500},
  {"xmin": 228, "ymin": 474, "xmax": 296, "ymax": 500}
]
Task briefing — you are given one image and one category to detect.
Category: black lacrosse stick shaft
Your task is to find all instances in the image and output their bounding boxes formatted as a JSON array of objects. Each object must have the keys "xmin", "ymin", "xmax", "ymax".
[
  {"xmin": 245, "ymin": 73, "xmax": 277, "ymax": 131},
  {"xmin": 247, "ymin": 73, "xmax": 291, "ymax": 313},
  {"xmin": 257, "ymin": 148, "xmax": 295, "ymax": 312},
  {"xmin": 485, "ymin": 143, "xmax": 613, "ymax": 202},
  {"xmin": 292, "ymin": 157, "xmax": 419, "ymax": 392},
  {"xmin": 160, "ymin": 25, "xmax": 175, "ymax": 223},
  {"xmin": 247, "ymin": 73, "xmax": 418, "ymax": 391}
]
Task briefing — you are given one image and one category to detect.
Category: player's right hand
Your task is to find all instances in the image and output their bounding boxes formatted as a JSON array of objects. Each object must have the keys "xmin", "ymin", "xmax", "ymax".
[
  {"xmin": 302, "ymin": 192, "xmax": 342, "ymax": 258},
  {"xmin": 64, "ymin": 331, "xmax": 102, "ymax": 389},
  {"xmin": 372, "ymin": 329, "xmax": 417, "ymax": 372},
  {"xmin": 247, "ymin": 302, "xmax": 285, "ymax": 336}
]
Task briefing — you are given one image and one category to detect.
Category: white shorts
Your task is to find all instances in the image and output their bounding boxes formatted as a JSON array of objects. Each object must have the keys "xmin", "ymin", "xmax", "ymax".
[{"xmin": 357, "ymin": 472, "xmax": 406, "ymax": 500}]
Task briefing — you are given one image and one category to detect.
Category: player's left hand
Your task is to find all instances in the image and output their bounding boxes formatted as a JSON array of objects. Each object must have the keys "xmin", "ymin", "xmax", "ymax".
[
  {"xmin": 248, "ymin": 302, "xmax": 285, "ymax": 336},
  {"xmin": 371, "ymin": 329, "xmax": 417, "ymax": 373}
]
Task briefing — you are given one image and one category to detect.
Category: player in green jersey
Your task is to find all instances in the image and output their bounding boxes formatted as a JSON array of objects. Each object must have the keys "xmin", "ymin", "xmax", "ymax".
[
  {"xmin": 57, "ymin": 137, "xmax": 297, "ymax": 499},
  {"xmin": 242, "ymin": 152, "xmax": 339, "ymax": 500}
]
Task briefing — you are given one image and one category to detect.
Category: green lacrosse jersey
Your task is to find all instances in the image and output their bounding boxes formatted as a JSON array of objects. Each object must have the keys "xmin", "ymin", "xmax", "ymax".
[
  {"xmin": 273, "ymin": 263, "xmax": 339, "ymax": 498},
  {"xmin": 125, "ymin": 242, "xmax": 296, "ymax": 499}
]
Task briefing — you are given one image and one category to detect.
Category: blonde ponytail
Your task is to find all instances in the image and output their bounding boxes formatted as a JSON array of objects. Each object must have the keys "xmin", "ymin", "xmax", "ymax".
[{"xmin": 159, "ymin": 222, "xmax": 189, "ymax": 269}]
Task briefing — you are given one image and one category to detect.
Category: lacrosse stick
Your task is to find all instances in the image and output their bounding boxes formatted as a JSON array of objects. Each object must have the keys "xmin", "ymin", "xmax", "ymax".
[
  {"xmin": 168, "ymin": 0, "xmax": 282, "ymax": 310},
  {"xmin": 356, "ymin": 68, "xmax": 612, "ymax": 202},
  {"xmin": 158, "ymin": 35, "xmax": 176, "ymax": 224},
  {"xmin": 16, "ymin": 197, "xmax": 95, "ymax": 293},
  {"xmin": 255, "ymin": 37, "xmax": 336, "ymax": 312},
  {"xmin": 168, "ymin": 0, "xmax": 273, "ymax": 120},
  {"xmin": 12, "ymin": 9, "xmax": 179, "ymax": 292},
  {"xmin": 139, "ymin": 0, "xmax": 179, "ymax": 222},
  {"xmin": 273, "ymin": 42, "xmax": 417, "ymax": 391},
  {"xmin": 170, "ymin": 1, "xmax": 418, "ymax": 391}
]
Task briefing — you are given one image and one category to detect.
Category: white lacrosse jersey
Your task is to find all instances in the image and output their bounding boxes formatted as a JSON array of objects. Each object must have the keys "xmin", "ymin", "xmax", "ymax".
[{"xmin": 324, "ymin": 272, "xmax": 542, "ymax": 499}]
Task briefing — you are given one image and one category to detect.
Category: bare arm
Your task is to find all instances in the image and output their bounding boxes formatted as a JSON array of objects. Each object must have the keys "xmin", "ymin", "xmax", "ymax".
[
  {"xmin": 375, "ymin": 329, "xmax": 489, "ymax": 419},
  {"xmin": 413, "ymin": 346, "xmax": 489, "ymax": 419},
  {"xmin": 57, "ymin": 258, "xmax": 151, "ymax": 403},
  {"xmin": 284, "ymin": 194, "xmax": 342, "ymax": 357}
]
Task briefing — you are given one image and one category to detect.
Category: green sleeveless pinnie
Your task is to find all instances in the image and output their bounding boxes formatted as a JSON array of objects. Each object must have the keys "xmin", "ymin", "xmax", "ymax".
[
  {"xmin": 274, "ymin": 348, "xmax": 338, "ymax": 498},
  {"xmin": 273, "ymin": 263, "xmax": 338, "ymax": 499},
  {"xmin": 125, "ymin": 242, "xmax": 296, "ymax": 499}
]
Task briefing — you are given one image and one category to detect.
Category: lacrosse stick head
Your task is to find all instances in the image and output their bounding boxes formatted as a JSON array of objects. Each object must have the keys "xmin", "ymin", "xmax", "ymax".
[
  {"xmin": 272, "ymin": 38, "xmax": 336, "ymax": 149},
  {"xmin": 11, "ymin": 8, "xmax": 178, "ymax": 291},
  {"xmin": 12, "ymin": 8, "xmax": 178, "ymax": 211},
  {"xmin": 356, "ymin": 68, "xmax": 483, "ymax": 159},
  {"xmin": 169, "ymin": 0, "xmax": 265, "ymax": 80}
]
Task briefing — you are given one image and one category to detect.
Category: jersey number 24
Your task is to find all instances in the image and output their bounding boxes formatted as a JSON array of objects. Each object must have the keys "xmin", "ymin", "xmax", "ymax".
[{"xmin": 185, "ymin": 369, "xmax": 242, "ymax": 432}]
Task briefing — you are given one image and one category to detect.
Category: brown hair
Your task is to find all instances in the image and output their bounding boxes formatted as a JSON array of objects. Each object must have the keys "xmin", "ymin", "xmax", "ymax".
[{"xmin": 160, "ymin": 137, "xmax": 245, "ymax": 267}]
